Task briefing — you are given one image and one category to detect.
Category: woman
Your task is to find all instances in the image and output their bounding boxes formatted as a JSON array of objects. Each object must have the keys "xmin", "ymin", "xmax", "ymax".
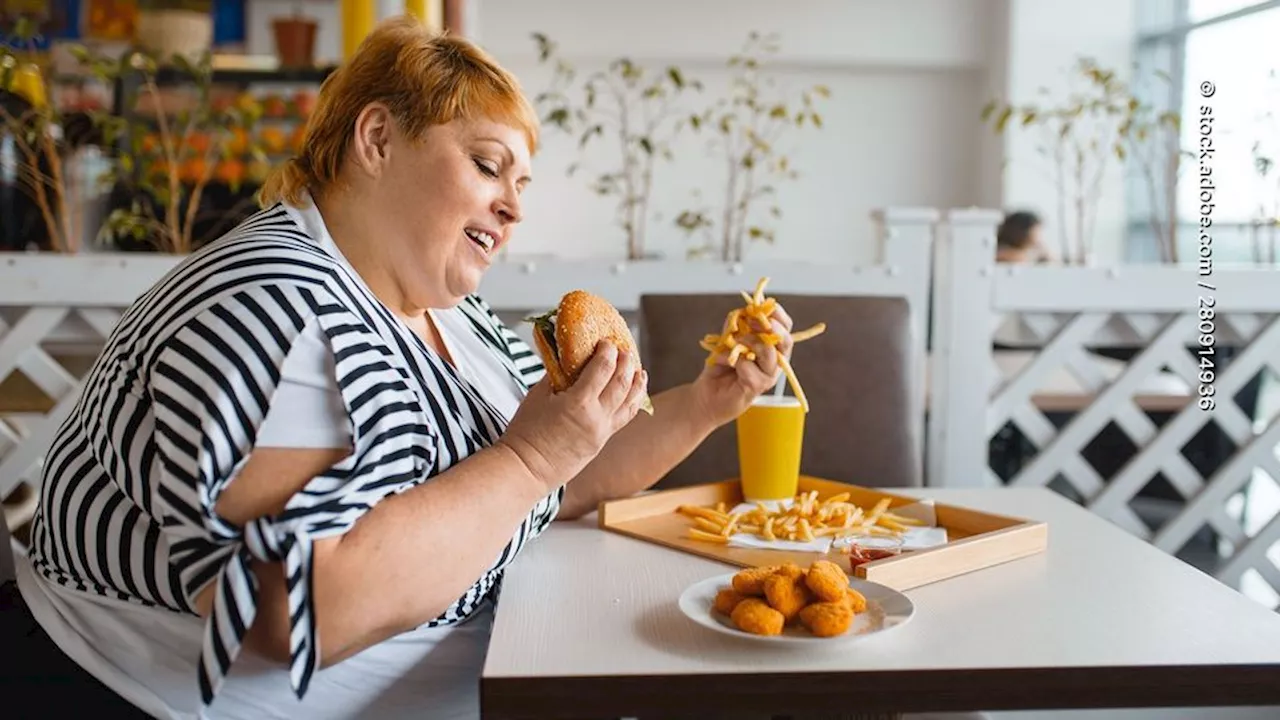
[{"xmin": 11, "ymin": 16, "xmax": 793, "ymax": 719}]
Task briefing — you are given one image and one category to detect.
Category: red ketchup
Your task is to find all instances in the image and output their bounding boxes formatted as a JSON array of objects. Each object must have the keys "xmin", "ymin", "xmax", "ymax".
[{"xmin": 845, "ymin": 536, "xmax": 904, "ymax": 569}]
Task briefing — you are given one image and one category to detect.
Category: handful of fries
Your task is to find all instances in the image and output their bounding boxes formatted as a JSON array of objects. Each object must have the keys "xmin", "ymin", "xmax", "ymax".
[
  {"xmin": 678, "ymin": 490, "xmax": 925, "ymax": 550},
  {"xmin": 699, "ymin": 277, "xmax": 826, "ymax": 412}
]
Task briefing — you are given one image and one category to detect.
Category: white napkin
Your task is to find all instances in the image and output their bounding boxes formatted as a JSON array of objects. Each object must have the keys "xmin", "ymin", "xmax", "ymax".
[{"xmin": 722, "ymin": 497, "xmax": 948, "ymax": 554}]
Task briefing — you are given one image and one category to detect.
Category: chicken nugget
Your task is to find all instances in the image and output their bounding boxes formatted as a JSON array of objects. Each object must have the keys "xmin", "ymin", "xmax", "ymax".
[
  {"xmin": 730, "ymin": 598, "xmax": 785, "ymax": 636},
  {"xmin": 731, "ymin": 564, "xmax": 792, "ymax": 595},
  {"xmin": 804, "ymin": 560, "xmax": 850, "ymax": 602},
  {"xmin": 714, "ymin": 587, "xmax": 747, "ymax": 616},
  {"xmin": 774, "ymin": 562, "xmax": 805, "ymax": 581},
  {"xmin": 843, "ymin": 587, "xmax": 867, "ymax": 614},
  {"xmin": 799, "ymin": 600, "xmax": 855, "ymax": 637},
  {"xmin": 762, "ymin": 573, "xmax": 813, "ymax": 624},
  {"xmin": 731, "ymin": 566, "xmax": 773, "ymax": 595}
]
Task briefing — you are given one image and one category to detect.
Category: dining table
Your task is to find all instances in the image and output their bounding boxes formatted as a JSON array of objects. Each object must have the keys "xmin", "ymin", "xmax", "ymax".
[{"xmin": 480, "ymin": 486, "xmax": 1280, "ymax": 720}]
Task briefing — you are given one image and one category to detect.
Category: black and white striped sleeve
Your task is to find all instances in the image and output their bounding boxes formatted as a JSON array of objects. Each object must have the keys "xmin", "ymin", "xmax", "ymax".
[{"xmin": 150, "ymin": 282, "xmax": 438, "ymax": 712}]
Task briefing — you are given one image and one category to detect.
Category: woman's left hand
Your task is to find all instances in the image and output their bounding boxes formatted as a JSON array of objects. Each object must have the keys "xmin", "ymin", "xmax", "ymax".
[{"xmin": 691, "ymin": 302, "xmax": 795, "ymax": 429}]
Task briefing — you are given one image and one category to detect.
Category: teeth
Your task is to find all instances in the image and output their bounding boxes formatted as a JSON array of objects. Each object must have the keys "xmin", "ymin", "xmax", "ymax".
[{"xmin": 465, "ymin": 229, "xmax": 496, "ymax": 252}]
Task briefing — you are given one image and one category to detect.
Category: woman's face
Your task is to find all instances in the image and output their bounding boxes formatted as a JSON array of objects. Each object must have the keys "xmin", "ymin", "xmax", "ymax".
[{"xmin": 377, "ymin": 116, "xmax": 532, "ymax": 309}]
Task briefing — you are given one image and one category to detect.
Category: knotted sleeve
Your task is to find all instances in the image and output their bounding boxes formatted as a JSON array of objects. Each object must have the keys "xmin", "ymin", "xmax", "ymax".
[{"xmin": 149, "ymin": 283, "xmax": 438, "ymax": 714}]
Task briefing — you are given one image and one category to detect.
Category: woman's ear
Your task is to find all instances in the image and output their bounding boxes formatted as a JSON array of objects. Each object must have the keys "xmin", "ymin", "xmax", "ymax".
[{"xmin": 350, "ymin": 103, "xmax": 394, "ymax": 177}]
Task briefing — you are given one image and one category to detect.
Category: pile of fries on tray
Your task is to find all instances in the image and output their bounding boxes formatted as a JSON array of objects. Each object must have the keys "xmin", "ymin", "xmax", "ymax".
[
  {"xmin": 698, "ymin": 277, "xmax": 826, "ymax": 412},
  {"xmin": 677, "ymin": 490, "xmax": 925, "ymax": 550}
]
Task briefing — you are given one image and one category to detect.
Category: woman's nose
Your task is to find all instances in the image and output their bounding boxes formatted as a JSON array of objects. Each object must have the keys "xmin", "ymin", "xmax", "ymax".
[{"xmin": 495, "ymin": 189, "xmax": 523, "ymax": 225}]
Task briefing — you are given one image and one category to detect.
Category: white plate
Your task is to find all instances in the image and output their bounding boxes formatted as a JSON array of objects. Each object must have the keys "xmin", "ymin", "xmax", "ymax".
[{"xmin": 677, "ymin": 572, "xmax": 915, "ymax": 644}]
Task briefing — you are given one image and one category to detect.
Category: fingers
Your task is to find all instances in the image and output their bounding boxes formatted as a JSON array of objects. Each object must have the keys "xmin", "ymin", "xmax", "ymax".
[
  {"xmin": 749, "ymin": 339, "xmax": 779, "ymax": 380},
  {"xmin": 600, "ymin": 347, "xmax": 638, "ymax": 408},
  {"xmin": 771, "ymin": 318, "xmax": 794, "ymax": 359},
  {"xmin": 735, "ymin": 351, "xmax": 775, "ymax": 393},
  {"xmin": 525, "ymin": 374, "xmax": 554, "ymax": 399},
  {"xmin": 575, "ymin": 341, "xmax": 619, "ymax": 397},
  {"xmin": 619, "ymin": 367, "xmax": 649, "ymax": 420},
  {"xmin": 770, "ymin": 303, "xmax": 794, "ymax": 332}
]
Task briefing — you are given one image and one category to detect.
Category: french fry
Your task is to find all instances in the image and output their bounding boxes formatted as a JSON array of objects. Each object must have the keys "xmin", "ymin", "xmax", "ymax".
[
  {"xmin": 791, "ymin": 323, "xmax": 827, "ymax": 343},
  {"xmin": 884, "ymin": 511, "xmax": 925, "ymax": 526},
  {"xmin": 799, "ymin": 518, "xmax": 815, "ymax": 542},
  {"xmin": 693, "ymin": 517, "xmax": 722, "ymax": 533},
  {"xmin": 864, "ymin": 498, "xmax": 892, "ymax": 527},
  {"xmin": 677, "ymin": 505, "xmax": 728, "ymax": 524},
  {"xmin": 688, "ymin": 528, "xmax": 730, "ymax": 544},
  {"xmin": 878, "ymin": 517, "xmax": 909, "ymax": 533},
  {"xmin": 722, "ymin": 513, "xmax": 742, "ymax": 537}
]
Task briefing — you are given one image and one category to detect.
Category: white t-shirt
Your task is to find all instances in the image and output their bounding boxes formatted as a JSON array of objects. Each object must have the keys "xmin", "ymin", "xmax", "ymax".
[{"xmin": 17, "ymin": 201, "xmax": 529, "ymax": 719}]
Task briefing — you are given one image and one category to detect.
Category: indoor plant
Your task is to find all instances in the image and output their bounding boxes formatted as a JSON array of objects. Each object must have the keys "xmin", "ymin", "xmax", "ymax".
[
  {"xmin": 531, "ymin": 32, "xmax": 702, "ymax": 261},
  {"xmin": 672, "ymin": 31, "xmax": 829, "ymax": 262}
]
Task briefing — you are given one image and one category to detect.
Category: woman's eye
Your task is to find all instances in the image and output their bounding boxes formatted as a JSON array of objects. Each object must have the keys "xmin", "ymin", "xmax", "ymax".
[{"xmin": 474, "ymin": 158, "xmax": 499, "ymax": 178}]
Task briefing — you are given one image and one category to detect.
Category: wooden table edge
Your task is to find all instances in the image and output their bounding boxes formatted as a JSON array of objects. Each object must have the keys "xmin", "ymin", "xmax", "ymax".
[{"xmin": 480, "ymin": 664, "xmax": 1280, "ymax": 718}]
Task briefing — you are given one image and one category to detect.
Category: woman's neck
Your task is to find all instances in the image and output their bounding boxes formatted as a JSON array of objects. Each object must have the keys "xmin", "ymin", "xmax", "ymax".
[{"xmin": 312, "ymin": 189, "xmax": 424, "ymax": 320}]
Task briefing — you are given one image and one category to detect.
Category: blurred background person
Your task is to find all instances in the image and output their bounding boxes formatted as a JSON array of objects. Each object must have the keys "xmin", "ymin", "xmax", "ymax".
[{"xmin": 995, "ymin": 210, "xmax": 1049, "ymax": 264}]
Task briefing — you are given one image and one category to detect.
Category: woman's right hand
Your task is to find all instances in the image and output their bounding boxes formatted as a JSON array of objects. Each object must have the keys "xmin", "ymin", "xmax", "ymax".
[{"xmin": 498, "ymin": 341, "xmax": 648, "ymax": 492}]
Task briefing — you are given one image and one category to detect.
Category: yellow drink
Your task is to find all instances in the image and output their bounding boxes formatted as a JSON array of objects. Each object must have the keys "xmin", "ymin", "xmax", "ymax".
[{"xmin": 736, "ymin": 395, "xmax": 805, "ymax": 501}]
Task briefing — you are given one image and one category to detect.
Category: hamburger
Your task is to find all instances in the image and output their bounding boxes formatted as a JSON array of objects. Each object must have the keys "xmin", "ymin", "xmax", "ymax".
[{"xmin": 526, "ymin": 290, "xmax": 654, "ymax": 415}]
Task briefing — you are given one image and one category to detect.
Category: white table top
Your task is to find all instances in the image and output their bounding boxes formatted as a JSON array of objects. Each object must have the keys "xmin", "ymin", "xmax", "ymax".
[{"xmin": 481, "ymin": 487, "xmax": 1280, "ymax": 718}]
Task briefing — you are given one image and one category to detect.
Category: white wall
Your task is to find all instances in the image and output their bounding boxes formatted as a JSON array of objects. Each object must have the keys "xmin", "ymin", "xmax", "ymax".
[{"xmin": 236, "ymin": 0, "xmax": 1136, "ymax": 266}]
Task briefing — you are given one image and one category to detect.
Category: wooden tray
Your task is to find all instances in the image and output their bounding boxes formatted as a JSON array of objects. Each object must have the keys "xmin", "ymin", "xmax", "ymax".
[{"xmin": 597, "ymin": 476, "xmax": 1048, "ymax": 591}]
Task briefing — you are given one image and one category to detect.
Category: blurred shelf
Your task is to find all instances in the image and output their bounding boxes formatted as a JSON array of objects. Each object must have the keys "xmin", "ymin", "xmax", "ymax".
[{"xmin": 152, "ymin": 64, "xmax": 337, "ymax": 86}]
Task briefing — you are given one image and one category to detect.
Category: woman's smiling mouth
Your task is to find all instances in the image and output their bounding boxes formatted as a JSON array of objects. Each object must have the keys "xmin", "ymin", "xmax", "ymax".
[{"xmin": 465, "ymin": 227, "xmax": 497, "ymax": 253}]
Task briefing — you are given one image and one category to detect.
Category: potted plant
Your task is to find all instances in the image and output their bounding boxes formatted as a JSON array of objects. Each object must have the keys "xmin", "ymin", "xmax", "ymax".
[
  {"xmin": 135, "ymin": 0, "xmax": 213, "ymax": 62},
  {"xmin": 1, "ymin": 18, "xmax": 98, "ymax": 253},
  {"xmin": 272, "ymin": 2, "xmax": 319, "ymax": 68}
]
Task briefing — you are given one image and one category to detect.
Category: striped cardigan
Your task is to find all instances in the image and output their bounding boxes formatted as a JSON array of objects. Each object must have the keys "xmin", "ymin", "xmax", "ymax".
[{"xmin": 27, "ymin": 203, "xmax": 558, "ymax": 713}]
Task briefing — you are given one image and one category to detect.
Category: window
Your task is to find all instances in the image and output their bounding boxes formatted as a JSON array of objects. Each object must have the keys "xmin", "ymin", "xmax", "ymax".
[{"xmin": 1130, "ymin": 0, "xmax": 1279, "ymax": 263}]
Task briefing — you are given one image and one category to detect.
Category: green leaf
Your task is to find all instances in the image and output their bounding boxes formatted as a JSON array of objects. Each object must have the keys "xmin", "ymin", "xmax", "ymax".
[
  {"xmin": 1114, "ymin": 143, "xmax": 1126, "ymax": 161},
  {"xmin": 638, "ymin": 137, "xmax": 653, "ymax": 155},
  {"xmin": 995, "ymin": 106, "xmax": 1014, "ymax": 133},
  {"xmin": 667, "ymin": 67, "xmax": 685, "ymax": 89},
  {"xmin": 546, "ymin": 107, "xmax": 571, "ymax": 127},
  {"xmin": 532, "ymin": 32, "xmax": 553, "ymax": 62},
  {"xmin": 811, "ymin": 113, "xmax": 823, "ymax": 128},
  {"xmin": 813, "ymin": 84, "xmax": 831, "ymax": 98},
  {"xmin": 980, "ymin": 100, "xmax": 998, "ymax": 121},
  {"xmin": 579, "ymin": 123, "xmax": 602, "ymax": 148}
]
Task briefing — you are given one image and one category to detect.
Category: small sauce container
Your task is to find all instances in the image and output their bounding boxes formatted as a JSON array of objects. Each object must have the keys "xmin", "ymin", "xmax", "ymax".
[{"xmin": 845, "ymin": 534, "xmax": 905, "ymax": 569}]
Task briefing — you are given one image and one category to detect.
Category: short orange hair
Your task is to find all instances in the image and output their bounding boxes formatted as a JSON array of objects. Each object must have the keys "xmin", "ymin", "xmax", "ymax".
[{"xmin": 259, "ymin": 16, "xmax": 539, "ymax": 207}]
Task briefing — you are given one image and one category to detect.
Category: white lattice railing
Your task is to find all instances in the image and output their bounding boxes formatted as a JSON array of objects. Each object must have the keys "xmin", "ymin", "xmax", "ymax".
[
  {"xmin": 928, "ymin": 209, "xmax": 1280, "ymax": 609},
  {"xmin": 0, "ymin": 207, "xmax": 936, "ymax": 534}
]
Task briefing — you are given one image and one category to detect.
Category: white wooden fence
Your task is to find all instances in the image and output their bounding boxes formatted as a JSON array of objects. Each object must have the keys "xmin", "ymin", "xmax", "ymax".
[
  {"xmin": 0, "ymin": 208, "xmax": 936, "ymax": 532},
  {"xmin": 928, "ymin": 209, "xmax": 1280, "ymax": 607}
]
